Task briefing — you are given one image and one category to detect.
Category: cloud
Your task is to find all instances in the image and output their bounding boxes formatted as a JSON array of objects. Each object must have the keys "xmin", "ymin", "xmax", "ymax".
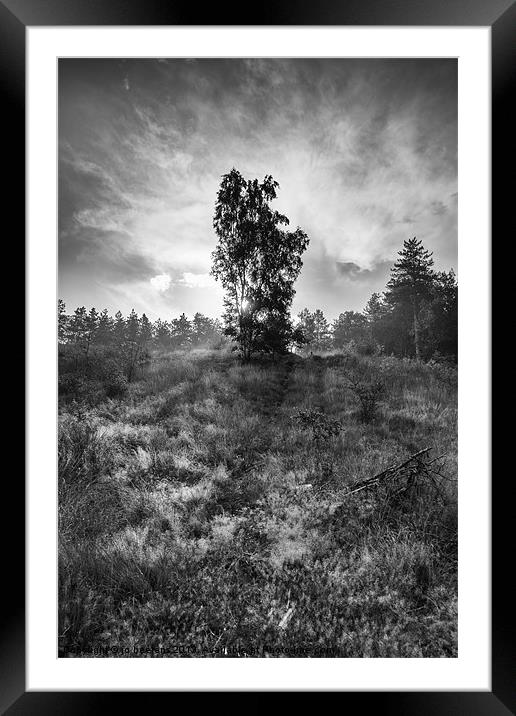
[
  {"xmin": 58, "ymin": 58, "xmax": 457, "ymax": 318},
  {"xmin": 335, "ymin": 261, "xmax": 386, "ymax": 281},
  {"xmin": 430, "ymin": 200, "xmax": 447, "ymax": 215},
  {"xmin": 150, "ymin": 274, "xmax": 171, "ymax": 292},
  {"xmin": 181, "ymin": 272, "xmax": 217, "ymax": 289}
]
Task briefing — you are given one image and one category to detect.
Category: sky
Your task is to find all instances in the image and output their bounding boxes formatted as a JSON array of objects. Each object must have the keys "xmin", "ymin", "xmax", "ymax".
[{"xmin": 58, "ymin": 58, "xmax": 457, "ymax": 321}]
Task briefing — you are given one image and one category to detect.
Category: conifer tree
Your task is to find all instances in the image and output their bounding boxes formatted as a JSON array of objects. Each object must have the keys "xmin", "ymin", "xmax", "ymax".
[
  {"xmin": 154, "ymin": 318, "xmax": 171, "ymax": 349},
  {"xmin": 171, "ymin": 313, "xmax": 192, "ymax": 348},
  {"xmin": 385, "ymin": 237, "xmax": 434, "ymax": 359},
  {"xmin": 312, "ymin": 309, "xmax": 332, "ymax": 351},
  {"xmin": 113, "ymin": 311, "xmax": 127, "ymax": 350},
  {"xmin": 84, "ymin": 307, "xmax": 99, "ymax": 360},
  {"xmin": 125, "ymin": 309, "xmax": 141, "ymax": 381},
  {"xmin": 58, "ymin": 299, "xmax": 69, "ymax": 344},
  {"xmin": 332, "ymin": 311, "xmax": 368, "ymax": 348},
  {"xmin": 96, "ymin": 309, "xmax": 113, "ymax": 345}
]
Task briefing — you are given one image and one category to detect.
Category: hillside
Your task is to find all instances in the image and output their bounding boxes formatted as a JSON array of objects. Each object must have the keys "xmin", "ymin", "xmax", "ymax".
[{"xmin": 59, "ymin": 349, "xmax": 457, "ymax": 657}]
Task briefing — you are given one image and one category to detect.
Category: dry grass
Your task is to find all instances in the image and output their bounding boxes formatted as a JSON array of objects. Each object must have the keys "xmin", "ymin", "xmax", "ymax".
[{"xmin": 59, "ymin": 349, "xmax": 457, "ymax": 657}]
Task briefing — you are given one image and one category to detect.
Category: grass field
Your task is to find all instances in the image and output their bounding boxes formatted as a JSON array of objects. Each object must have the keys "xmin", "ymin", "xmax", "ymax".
[{"xmin": 58, "ymin": 348, "xmax": 457, "ymax": 657}]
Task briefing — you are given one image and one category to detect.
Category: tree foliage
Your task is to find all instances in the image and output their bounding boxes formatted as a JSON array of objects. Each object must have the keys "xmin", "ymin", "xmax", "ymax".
[
  {"xmin": 58, "ymin": 302, "xmax": 226, "ymax": 396},
  {"xmin": 364, "ymin": 238, "xmax": 457, "ymax": 361},
  {"xmin": 332, "ymin": 311, "xmax": 369, "ymax": 349},
  {"xmin": 384, "ymin": 237, "xmax": 435, "ymax": 360},
  {"xmin": 297, "ymin": 308, "xmax": 332, "ymax": 352},
  {"xmin": 211, "ymin": 168, "xmax": 309, "ymax": 359}
]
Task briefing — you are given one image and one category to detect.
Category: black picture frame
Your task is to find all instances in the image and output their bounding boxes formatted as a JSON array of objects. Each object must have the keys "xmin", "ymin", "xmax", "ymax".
[{"xmin": 7, "ymin": 0, "xmax": 509, "ymax": 710}]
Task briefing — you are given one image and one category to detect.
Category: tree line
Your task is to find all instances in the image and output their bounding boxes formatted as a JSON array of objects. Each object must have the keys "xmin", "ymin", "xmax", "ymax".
[
  {"xmin": 58, "ymin": 303, "xmax": 226, "ymax": 384},
  {"xmin": 59, "ymin": 169, "xmax": 457, "ymax": 370},
  {"xmin": 296, "ymin": 238, "xmax": 457, "ymax": 361},
  {"xmin": 59, "ymin": 303, "xmax": 225, "ymax": 351}
]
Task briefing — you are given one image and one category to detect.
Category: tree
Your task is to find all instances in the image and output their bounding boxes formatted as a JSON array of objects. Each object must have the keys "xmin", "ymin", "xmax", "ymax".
[
  {"xmin": 113, "ymin": 311, "xmax": 127, "ymax": 350},
  {"xmin": 364, "ymin": 292, "xmax": 391, "ymax": 352},
  {"xmin": 139, "ymin": 313, "xmax": 153, "ymax": 349},
  {"xmin": 154, "ymin": 318, "xmax": 171, "ymax": 349},
  {"xmin": 96, "ymin": 309, "xmax": 114, "ymax": 345},
  {"xmin": 83, "ymin": 307, "xmax": 99, "ymax": 361},
  {"xmin": 421, "ymin": 269, "xmax": 458, "ymax": 360},
  {"xmin": 385, "ymin": 237, "xmax": 435, "ymax": 360},
  {"xmin": 124, "ymin": 309, "xmax": 141, "ymax": 381},
  {"xmin": 211, "ymin": 168, "xmax": 309, "ymax": 359},
  {"xmin": 256, "ymin": 312, "xmax": 297, "ymax": 358},
  {"xmin": 68, "ymin": 306, "xmax": 88, "ymax": 368},
  {"xmin": 332, "ymin": 311, "xmax": 368, "ymax": 349},
  {"xmin": 364, "ymin": 292, "xmax": 386, "ymax": 325},
  {"xmin": 296, "ymin": 309, "xmax": 316, "ymax": 350},
  {"xmin": 296, "ymin": 309, "xmax": 331, "ymax": 352},
  {"xmin": 58, "ymin": 299, "xmax": 69, "ymax": 344},
  {"xmin": 120, "ymin": 310, "xmax": 152, "ymax": 381},
  {"xmin": 171, "ymin": 313, "xmax": 192, "ymax": 348},
  {"xmin": 312, "ymin": 309, "xmax": 332, "ymax": 351}
]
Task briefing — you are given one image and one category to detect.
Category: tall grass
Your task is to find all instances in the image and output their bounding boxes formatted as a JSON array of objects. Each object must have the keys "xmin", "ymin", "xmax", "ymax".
[{"xmin": 59, "ymin": 348, "xmax": 457, "ymax": 657}]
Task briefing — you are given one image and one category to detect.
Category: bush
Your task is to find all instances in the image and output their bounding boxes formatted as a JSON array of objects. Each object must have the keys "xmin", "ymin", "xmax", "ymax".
[
  {"xmin": 58, "ymin": 347, "xmax": 130, "ymax": 402},
  {"xmin": 103, "ymin": 364, "xmax": 128, "ymax": 398},
  {"xmin": 347, "ymin": 375, "xmax": 386, "ymax": 422},
  {"xmin": 294, "ymin": 409, "xmax": 342, "ymax": 447},
  {"xmin": 293, "ymin": 409, "xmax": 342, "ymax": 480},
  {"xmin": 349, "ymin": 337, "xmax": 378, "ymax": 356},
  {"xmin": 58, "ymin": 372, "xmax": 84, "ymax": 396}
]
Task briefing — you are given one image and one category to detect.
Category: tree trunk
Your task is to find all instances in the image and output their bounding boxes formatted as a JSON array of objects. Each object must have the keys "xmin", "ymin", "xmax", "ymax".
[{"xmin": 413, "ymin": 301, "xmax": 421, "ymax": 360}]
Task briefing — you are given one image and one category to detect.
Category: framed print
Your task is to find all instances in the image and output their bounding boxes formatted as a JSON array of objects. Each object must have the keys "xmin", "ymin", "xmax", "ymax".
[{"xmin": 6, "ymin": 0, "xmax": 510, "ymax": 709}]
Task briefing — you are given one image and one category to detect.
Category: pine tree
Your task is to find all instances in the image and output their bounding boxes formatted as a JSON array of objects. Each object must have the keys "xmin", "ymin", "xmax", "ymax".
[
  {"xmin": 113, "ymin": 311, "xmax": 127, "ymax": 350},
  {"xmin": 364, "ymin": 292, "xmax": 386, "ymax": 324},
  {"xmin": 84, "ymin": 307, "xmax": 99, "ymax": 360},
  {"xmin": 97, "ymin": 309, "xmax": 114, "ymax": 345},
  {"xmin": 58, "ymin": 299, "xmax": 69, "ymax": 344},
  {"xmin": 66, "ymin": 306, "xmax": 87, "ymax": 370},
  {"xmin": 154, "ymin": 318, "xmax": 171, "ymax": 349},
  {"xmin": 297, "ymin": 309, "xmax": 316, "ymax": 351},
  {"xmin": 332, "ymin": 311, "xmax": 368, "ymax": 349},
  {"xmin": 139, "ymin": 313, "xmax": 153, "ymax": 351},
  {"xmin": 297, "ymin": 309, "xmax": 331, "ymax": 352},
  {"xmin": 191, "ymin": 313, "xmax": 222, "ymax": 347},
  {"xmin": 422, "ymin": 269, "xmax": 458, "ymax": 360},
  {"xmin": 171, "ymin": 313, "xmax": 192, "ymax": 348},
  {"xmin": 312, "ymin": 309, "xmax": 332, "ymax": 351},
  {"xmin": 385, "ymin": 237, "xmax": 435, "ymax": 360},
  {"xmin": 364, "ymin": 292, "xmax": 389, "ymax": 350},
  {"xmin": 125, "ymin": 309, "xmax": 140, "ymax": 381}
]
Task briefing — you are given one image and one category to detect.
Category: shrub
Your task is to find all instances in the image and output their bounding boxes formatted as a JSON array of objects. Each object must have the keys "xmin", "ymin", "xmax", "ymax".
[
  {"xmin": 293, "ymin": 409, "xmax": 342, "ymax": 480},
  {"xmin": 58, "ymin": 372, "xmax": 83, "ymax": 397},
  {"xmin": 103, "ymin": 366, "xmax": 128, "ymax": 398},
  {"xmin": 347, "ymin": 375, "xmax": 386, "ymax": 422},
  {"xmin": 349, "ymin": 337, "xmax": 378, "ymax": 356},
  {"xmin": 294, "ymin": 409, "xmax": 342, "ymax": 448}
]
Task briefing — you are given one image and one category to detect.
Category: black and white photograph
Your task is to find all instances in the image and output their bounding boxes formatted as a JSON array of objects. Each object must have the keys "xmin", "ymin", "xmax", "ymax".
[{"xmin": 57, "ymin": 57, "xmax": 458, "ymax": 659}]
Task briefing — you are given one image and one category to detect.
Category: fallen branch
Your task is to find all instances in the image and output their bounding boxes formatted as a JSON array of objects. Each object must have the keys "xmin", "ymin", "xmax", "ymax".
[{"xmin": 344, "ymin": 447, "xmax": 434, "ymax": 497}]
